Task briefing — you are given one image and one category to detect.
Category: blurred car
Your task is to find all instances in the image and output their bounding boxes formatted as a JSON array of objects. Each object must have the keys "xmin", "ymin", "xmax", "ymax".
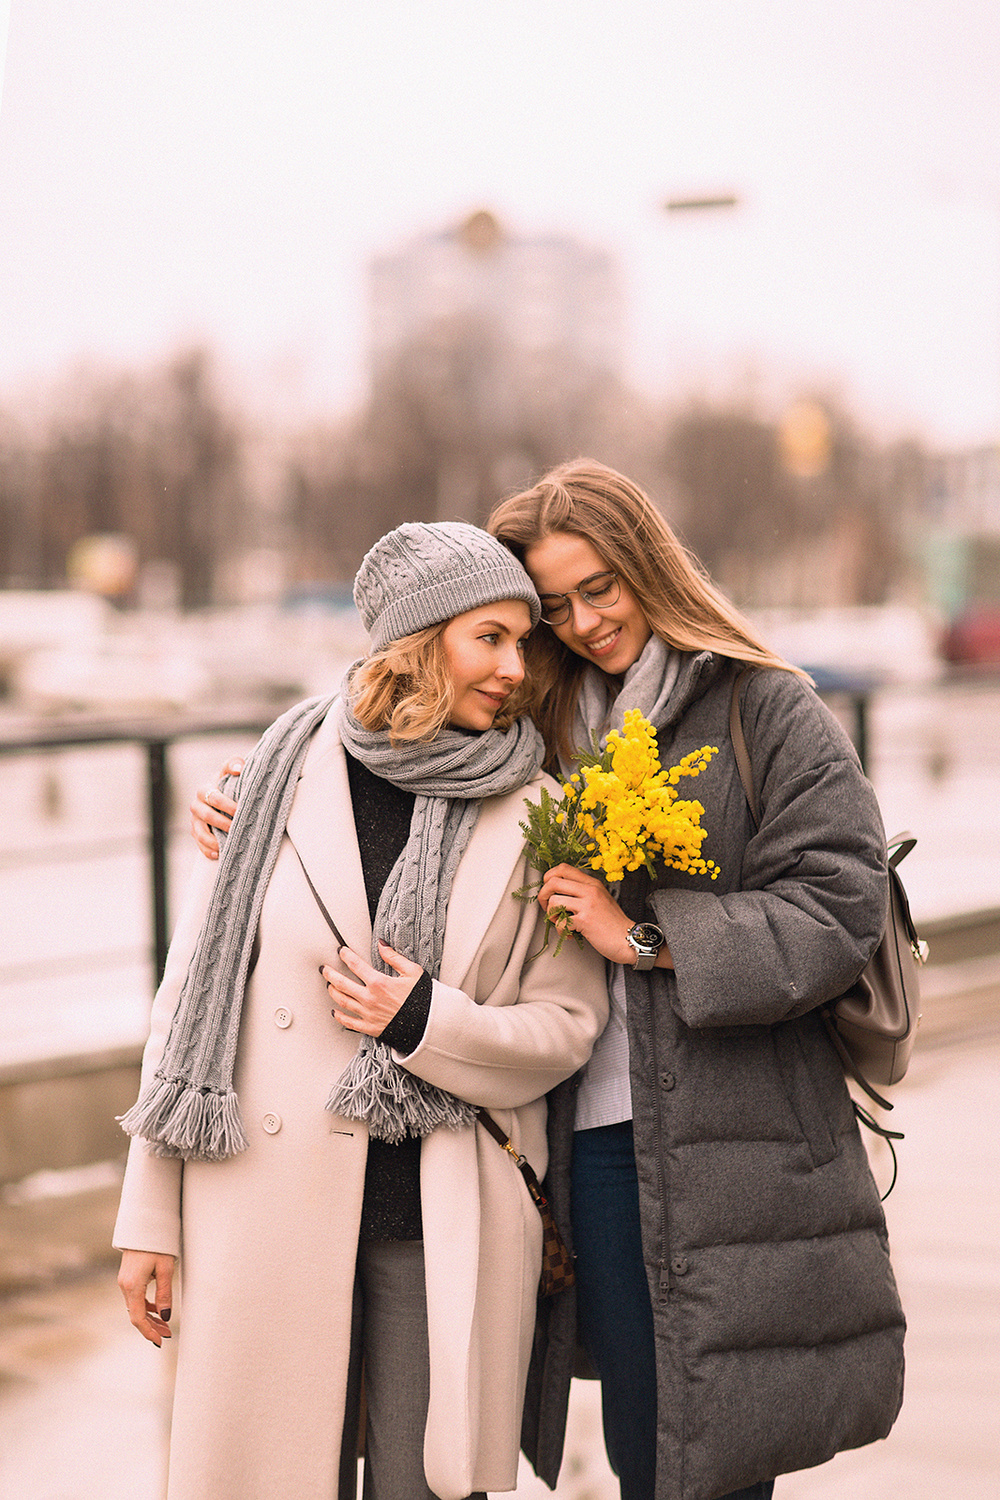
[{"xmin": 940, "ymin": 607, "xmax": 1000, "ymax": 667}]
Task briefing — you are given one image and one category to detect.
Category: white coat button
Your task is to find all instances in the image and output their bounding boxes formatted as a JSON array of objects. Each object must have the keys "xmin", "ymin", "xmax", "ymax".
[
  {"xmin": 262, "ymin": 1113, "xmax": 282, "ymax": 1134},
  {"xmin": 273, "ymin": 1007, "xmax": 292, "ymax": 1028}
]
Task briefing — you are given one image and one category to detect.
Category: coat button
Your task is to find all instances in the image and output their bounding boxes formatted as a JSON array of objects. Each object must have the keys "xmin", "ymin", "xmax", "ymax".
[
  {"xmin": 274, "ymin": 1007, "xmax": 292, "ymax": 1028},
  {"xmin": 261, "ymin": 1113, "xmax": 282, "ymax": 1134},
  {"xmin": 660, "ymin": 1071, "xmax": 676, "ymax": 1090},
  {"xmin": 670, "ymin": 1255, "xmax": 689, "ymax": 1276}
]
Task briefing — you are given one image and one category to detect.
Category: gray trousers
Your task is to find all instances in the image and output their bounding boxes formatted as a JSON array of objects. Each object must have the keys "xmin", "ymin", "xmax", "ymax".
[{"xmin": 341, "ymin": 1239, "xmax": 486, "ymax": 1500}]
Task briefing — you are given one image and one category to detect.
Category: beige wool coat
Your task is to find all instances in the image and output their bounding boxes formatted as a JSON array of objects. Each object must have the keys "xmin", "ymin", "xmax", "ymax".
[{"xmin": 114, "ymin": 709, "xmax": 607, "ymax": 1500}]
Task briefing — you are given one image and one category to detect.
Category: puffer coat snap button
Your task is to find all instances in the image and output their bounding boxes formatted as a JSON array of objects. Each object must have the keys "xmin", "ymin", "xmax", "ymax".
[{"xmin": 670, "ymin": 1255, "xmax": 689, "ymax": 1276}]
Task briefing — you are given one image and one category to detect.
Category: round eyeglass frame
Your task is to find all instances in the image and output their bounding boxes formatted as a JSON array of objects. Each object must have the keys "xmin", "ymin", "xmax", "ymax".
[{"xmin": 537, "ymin": 572, "xmax": 621, "ymax": 626}]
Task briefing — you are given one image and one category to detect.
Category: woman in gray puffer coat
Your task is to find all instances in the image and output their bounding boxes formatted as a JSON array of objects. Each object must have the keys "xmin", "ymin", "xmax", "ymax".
[{"xmin": 488, "ymin": 461, "xmax": 905, "ymax": 1500}]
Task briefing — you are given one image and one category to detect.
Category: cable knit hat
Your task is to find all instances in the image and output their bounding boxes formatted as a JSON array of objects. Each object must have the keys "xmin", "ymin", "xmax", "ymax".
[{"xmin": 354, "ymin": 520, "xmax": 541, "ymax": 651}]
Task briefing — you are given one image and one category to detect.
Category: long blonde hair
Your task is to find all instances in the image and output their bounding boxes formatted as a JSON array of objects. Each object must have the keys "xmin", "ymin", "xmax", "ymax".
[
  {"xmin": 488, "ymin": 458, "xmax": 806, "ymax": 767},
  {"xmin": 349, "ymin": 622, "xmax": 532, "ymax": 745}
]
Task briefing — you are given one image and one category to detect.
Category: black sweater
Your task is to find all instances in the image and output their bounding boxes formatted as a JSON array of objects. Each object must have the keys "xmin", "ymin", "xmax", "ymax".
[{"xmin": 345, "ymin": 751, "xmax": 433, "ymax": 1240}]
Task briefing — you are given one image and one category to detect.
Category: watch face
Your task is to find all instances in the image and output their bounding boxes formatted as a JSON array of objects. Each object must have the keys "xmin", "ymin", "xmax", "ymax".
[{"xmin": 629, "ymin": 922, "xmax": 664, "ymax": 951}]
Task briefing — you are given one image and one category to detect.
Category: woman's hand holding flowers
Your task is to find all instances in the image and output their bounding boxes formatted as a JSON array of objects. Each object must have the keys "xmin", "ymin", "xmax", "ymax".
[
  {"xmin": 518, "ymin": 710, "xmax": 718, "ymax": 957},
  {"xmin": 537, "ymin": 862, "xmax": 674, "ymax": 968}
]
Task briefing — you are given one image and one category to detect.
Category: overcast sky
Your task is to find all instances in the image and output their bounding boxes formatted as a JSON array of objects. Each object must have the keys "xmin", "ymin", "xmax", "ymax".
[{"xmin": 1, "ymin": 1, "xmax": 999, "ymax": 445}]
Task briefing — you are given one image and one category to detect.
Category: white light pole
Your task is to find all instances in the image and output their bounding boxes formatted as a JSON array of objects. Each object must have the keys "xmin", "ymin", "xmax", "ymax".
[
  {"xmin": 657, "ymin": 191, "xmax": 743, "ymax": 393},
  {"xmin": 663, "ymin": 194, "xmax": 740, "ymax": 214}
]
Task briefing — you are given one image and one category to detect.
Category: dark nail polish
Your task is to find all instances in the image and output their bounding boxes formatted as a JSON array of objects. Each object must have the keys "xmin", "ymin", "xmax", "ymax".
[{"xmin": 160, "ymin": 1308, "xmax": 171, "ymax": 1321}]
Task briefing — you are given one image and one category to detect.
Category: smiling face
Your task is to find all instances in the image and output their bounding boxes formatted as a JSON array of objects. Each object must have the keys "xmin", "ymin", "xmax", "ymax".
[
  {"xmin": 440, "ymin": 598, "xmax": 533, "ymax": 731},
  {"xmin": 524, "ymin": 532, "xmax": 652, "ymax": 676}
]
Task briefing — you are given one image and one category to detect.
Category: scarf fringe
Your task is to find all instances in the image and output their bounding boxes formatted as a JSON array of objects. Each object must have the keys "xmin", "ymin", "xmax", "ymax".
[
  {"xmin": 118, "ymin": 1077, "xmax": 250, "ymax": 1161},
  {"xmin": 326, "ymin": 1039, "xmax": 477, "ymax": 1144}
]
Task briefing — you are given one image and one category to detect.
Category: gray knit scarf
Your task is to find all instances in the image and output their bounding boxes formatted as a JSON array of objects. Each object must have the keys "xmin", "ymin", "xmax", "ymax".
[
  {"xmin": 119, "ymin": 687, "xmax": 544, "ymax": 1160},
  {"xmin": 329, "ymin": 690, "xmax": 544, "ymax": 1142},
  {"xmin": 564, "ymin": 634, "xmax": 684, "ymax": 776}
]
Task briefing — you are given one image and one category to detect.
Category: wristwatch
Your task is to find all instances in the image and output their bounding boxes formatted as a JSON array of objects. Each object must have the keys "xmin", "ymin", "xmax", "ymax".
[{"xmin": 624, "ymin": 921, "xmax": 666, "ymax": 970}]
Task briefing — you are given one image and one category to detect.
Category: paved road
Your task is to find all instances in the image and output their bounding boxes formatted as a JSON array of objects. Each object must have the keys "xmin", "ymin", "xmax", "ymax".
[{"xmin": 1, "ymin": 1029, "xmax": 998, "ymax": 1500}]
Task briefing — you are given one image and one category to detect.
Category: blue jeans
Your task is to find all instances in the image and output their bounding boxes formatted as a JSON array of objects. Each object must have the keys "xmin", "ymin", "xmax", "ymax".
[{"xmin": 571, "ymin": 1122, "xmax": 775, "ymax": 1500}]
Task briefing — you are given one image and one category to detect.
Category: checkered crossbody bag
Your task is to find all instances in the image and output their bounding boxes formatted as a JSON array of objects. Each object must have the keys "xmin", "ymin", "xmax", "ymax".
[{"xmin": 476, "ymin": 1109, "xmax": 576, "ymax": 1297}]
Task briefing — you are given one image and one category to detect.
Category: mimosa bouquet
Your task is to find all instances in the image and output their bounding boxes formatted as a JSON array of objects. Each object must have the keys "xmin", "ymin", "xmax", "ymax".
[{"xmin": 517, "ymin": 709, "xmax": 719, "ymax": 954}]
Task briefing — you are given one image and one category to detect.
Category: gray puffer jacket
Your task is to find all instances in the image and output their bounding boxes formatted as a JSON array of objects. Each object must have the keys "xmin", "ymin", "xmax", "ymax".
[{"xmin": 522, "ymin": 653, "xmax": 905, "ymax": 1500}]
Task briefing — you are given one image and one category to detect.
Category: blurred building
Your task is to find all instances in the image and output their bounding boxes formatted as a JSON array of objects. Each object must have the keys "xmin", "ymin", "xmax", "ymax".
[
  {"xmin": 364, "ymin": 210, "xmax": 626, "ymax": 517},
  {"xmin": 926, "ymin": 443, "xmax": 1000, "ymax": 535},
  {"xmin": 369, "ymin": 208, "xmax": 624, "ymax": 399}
]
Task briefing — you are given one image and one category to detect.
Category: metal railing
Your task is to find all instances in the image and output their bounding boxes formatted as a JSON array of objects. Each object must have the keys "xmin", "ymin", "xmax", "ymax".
[
  {"xmin": 0, "ymin": 710, "xmax": 275, "ymax": 985},
  {"xmin": 0, "ymin": 688, "xmax": 872, "ymax": 996}
]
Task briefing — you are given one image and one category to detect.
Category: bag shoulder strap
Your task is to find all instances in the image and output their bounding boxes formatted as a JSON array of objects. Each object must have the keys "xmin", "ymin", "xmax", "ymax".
[
  {"xmin": 476, "ymin": 1107, "xmax": 549, "ymax": 1209},
  {"xmin": 731, "ymin": 670, "xmax": 918, "ymax": 879},
  {"xmin": 729, "ymin": 666, "xmax": 908, "ymax": 1191},
  {"xmin": 287, "ymin": 834, "xmax": 349, "ymax": 949},
  {"xmin": 730, "ymin": 668, "xmax": 759, "ymax": 827},
  {"xmin": 729, "ymin": 670, "xmax": 922, "ymax": 971},
  {"xmin": 888, "ymin": 832, "xmax": 917, "ymax": 869}
]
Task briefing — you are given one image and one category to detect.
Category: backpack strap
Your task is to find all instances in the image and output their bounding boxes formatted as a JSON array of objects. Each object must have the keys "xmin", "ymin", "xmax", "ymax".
[
  {"xmin": 730, "ymin": 669, "xmax": 759, "ymax": 828},
  {"xmin": 728, "ymin": 666, "xmax": 905, "ymax": 1198},
  {"xmin": 820, "ymin": 1008, "xmax": 896, "ymax": 1113},
  {"xmin": 888, "ymin": 833, "xmax": 916, "ymax": 868}
]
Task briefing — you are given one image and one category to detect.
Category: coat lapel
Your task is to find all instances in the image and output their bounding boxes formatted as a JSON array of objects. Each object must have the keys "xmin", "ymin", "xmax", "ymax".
[
  {"xmin": 284, "ymin": 712, "xmax": 372, "ymax": 957},
  {"xmin": 286, "ymin": 712, "xmax": 535, "ymax": 986},
  {"xmin": 439, "ymin": 779, "xmax": 536, "ymax": 987}
]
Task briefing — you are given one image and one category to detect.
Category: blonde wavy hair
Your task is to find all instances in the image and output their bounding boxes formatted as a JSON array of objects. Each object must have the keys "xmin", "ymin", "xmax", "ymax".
[
  {"xmin": 488, "ymin": 458, "xmax": 806, "ymax": 768},
  {"xmin": 349, "ymin": 622, "xmax": 532, "ymax": 745}
]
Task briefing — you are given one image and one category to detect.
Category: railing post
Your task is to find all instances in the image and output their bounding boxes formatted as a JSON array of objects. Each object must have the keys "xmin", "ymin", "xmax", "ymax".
[
  {"xmin": 146, "ymin": 739, "xmax": 170, "ymax": 985},
  {"xmin": 853, "ymin": 692, "xmax": 869, "ymax": 774}
]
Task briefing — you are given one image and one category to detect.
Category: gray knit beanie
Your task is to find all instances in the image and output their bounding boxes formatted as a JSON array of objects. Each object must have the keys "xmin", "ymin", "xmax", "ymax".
[{"xmin": 354, "ymin": 520, "xmax": 541, "ymax": 651}]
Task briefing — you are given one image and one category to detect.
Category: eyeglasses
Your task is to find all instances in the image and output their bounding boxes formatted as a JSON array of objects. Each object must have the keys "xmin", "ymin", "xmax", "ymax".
[{"xmin": 537, "ymin": 572, "xmax": 621, "ymax": 626}]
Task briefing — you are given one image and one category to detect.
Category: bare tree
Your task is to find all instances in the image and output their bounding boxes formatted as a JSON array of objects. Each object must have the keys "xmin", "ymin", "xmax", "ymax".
[
  {"xmin": 662, "ymin": 396, "xmax": 925, "ymax": 607},
  {"xmin": 0, "ymin": 350, "xmax": 245, "ymax": 605}
]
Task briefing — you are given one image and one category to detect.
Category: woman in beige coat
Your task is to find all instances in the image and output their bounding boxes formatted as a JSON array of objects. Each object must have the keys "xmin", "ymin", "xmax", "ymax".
[{"xmin": 114, "ymin": 521, "xmax": 607, "ymax": 1500}]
